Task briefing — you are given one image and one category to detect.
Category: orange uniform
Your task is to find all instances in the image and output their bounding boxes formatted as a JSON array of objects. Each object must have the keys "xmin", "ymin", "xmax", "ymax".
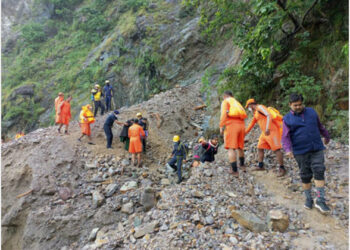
[
  {"xmin": 60, "ymin": 101, "xmax": 71, "ymax": 125},
  {"xmin": 55, "ymin": 96, "xmax": 64, "ymax": 124},
  {"xmin": 128, "ymin": 124, "xmax": 145, "ymax": 153},
  {"xmin": 245, "ymin": 104, "xmax": 281, "ymax": 151},
  {"xmin": 220, "ymin": 98, "xmax": 245, "ymax": 149}
]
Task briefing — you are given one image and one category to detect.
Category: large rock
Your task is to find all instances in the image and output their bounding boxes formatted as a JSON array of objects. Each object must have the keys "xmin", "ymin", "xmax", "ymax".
[
  {"xmin": 92, "ymin": 191, "xmax": 105, "ymax": 208},
  {"xmin": 140, "ymin": 188, "xmax": 156, "ymax": 212},
  {"xmin": 120, "ymin": 181, "xmax": 138, "ymax": 193},
  {"xmin": 121, "ymin": 202, "xmax": 134, "ymax": 214},
  {"xmin": 230, "ymin": 207, "xmax": 267, "ymax": 233},
  {"xmin": 105, "ymin": 183, "xmax": 118, "ymax": 197},
  {"xmin": 267, "ymin": 210, "xmax": 289, "ymax": 232},
  {"xmin": 134, "ymin": 221, "xmax": 159, "ymax": 238}
]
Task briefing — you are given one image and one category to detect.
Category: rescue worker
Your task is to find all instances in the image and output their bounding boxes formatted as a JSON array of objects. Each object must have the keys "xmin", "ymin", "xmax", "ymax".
[
  {"xmin": 167, "ymin": 135, "xmax": 187, "ymax": 184},
  {"xmin": 58, "ymin": 96, "xmax": 72, "ymax": 134},
  {"xmin": 282, "ymin": 93, "xmax": 331, "ymax": 214},
  {"xmin": 91, "ymin": 84, "xmax": 105, "ymax": 117},
  {"xmin": 245, "ymin": 98, "xmax": 286, "ymax": 177},
  {"xmin": 55, "ymin": 92, "xmax": 64, "ymax": 127},
  {"xmin": 128, "ymin": 119, "xmax": 146, "ymax": 167},
  {"xmin": 136, "ymin": 113, "xmax": 148, "ymax": 152},
  {"xmin": 103, "ymin": 110, "xmax": 125, "ymax": 149},
  {"xmin": 103, "ymin": 80, "xmax": 114, "ymax": 112},
  {"xmin": 15, "ymin": 132, "xmax": 25, "ymax": 139},
  {"xmin": 78, "ymin": 104, "xmax": 95, "ymax": 144},
  {"xmin": 219, "ymin": 91, "xmax": 247, "ymax": 177},
  {"xmin": 192, "ymin": 137, "xmax": 206, "ymax": 167}
]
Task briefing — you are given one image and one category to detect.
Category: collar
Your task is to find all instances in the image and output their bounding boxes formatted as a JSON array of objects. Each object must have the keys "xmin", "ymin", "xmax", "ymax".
[{"xmin": 290, "ymin": 108, "xmax": 305, "ymax": 116}]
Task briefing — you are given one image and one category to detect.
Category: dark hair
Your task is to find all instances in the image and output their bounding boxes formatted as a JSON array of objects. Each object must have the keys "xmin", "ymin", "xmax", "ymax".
[
  {"xmin": 134, "ymin": 119, "xmax": 139, "ymax": 123},
  {"xmin": 223, "ymin": 90, "xmax": 233, "ymax": 97},
  {"xmin": 289, "ymin": 93, "xmax": 304, "ymax": 103},
  {"xmin": 211, "ymin": 134, "xmax": 219, "ymax": 140}
]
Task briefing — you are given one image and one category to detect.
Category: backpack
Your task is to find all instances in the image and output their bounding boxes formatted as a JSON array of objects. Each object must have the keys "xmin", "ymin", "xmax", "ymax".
[
  {"xmin": 226, "ymin": 97, "xmax": 247, "ymax": 119},
  {"xmin": 193, "ymin": 143, "xmax": 210, "ymax": 160},
  {"xmin": 267, "ymin": 106, "xmax": 283, "ymax": 135}
]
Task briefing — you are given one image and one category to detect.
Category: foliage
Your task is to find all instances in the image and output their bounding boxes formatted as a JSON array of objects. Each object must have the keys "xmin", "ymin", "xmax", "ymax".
[{"xmin": 21, "ymin": 22, "xmax": 47, "ymax": 48}]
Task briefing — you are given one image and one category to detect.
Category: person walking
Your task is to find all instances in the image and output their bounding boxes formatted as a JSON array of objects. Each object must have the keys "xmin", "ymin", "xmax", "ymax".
[
  {"xmin": 78, "ymin": 104, "xmax": 95, "ymax": 144},
  {"xmin": 58, "ymin": 96, "xmax": 72, "ymax": 134},
  {"xmin": 219, "ymin": 91, "xmax": 247, "ymax": 177},
  {"xmin": 282, "ymin": 93, "xmax": 331, "ymax": 214},
  {"xmin": 55, "ymin": 92, "xmax": 64, "ymax": 127},
  {"xmin": 103, "ymin": 110, "xmax": 125, "ymax": 149},
  {"xmin": 245, "ymin": 98, "xmax": 286, "ymax": 177},
  {"xmin": 103, "ymin": 80, "xmax": 114, "ymax": 112},
  {"xmin": 136, "ymin": 113, "xmax": 148, "ymax": 152},
  {"xmin": 120, "ymin": 119, "xmax": 134, "ymax": 151},
  {"xmin": 167, "ymin": 135, "xmax": 188, "ymax": 184},
  {"xmin": 128, "ymin": 119, "xmax": 146, "ymax": 167},
  {"xmin": 91, "ymin": 84, "xmax": 105, "ymax": 117}
]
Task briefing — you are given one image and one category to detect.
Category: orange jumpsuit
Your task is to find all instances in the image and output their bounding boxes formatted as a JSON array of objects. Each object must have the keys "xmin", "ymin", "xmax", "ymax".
[
  {"xmin": 128, "ymin": 124, "xmax": 145, "ymax": 153},
  {"xmin": 55, "ymin": 96, "xmax": 64, "ymax": 124},
  {"xmin": 60, "ymin": 101, "xmax": 71, "ymax": 125},
  {"xmin": 245, "ymin": 104, "xmax": 282, "ymax": 151},
  {"xmin": 220, "ymin": 98, "xmax": 245, "ymax": 149}
]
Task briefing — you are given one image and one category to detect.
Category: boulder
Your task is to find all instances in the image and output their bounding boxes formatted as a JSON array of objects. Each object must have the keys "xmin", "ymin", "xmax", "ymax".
[
  {"xmin": 120, "ymin": 181, "xmax": 137, "ymax": 193},
  {"xmin": 92, "ymin": 191, "xmax": 105, "ymax": 208},
  {"xmin": 134, "ymin": 221, "xmax": 159, "ymax": 238},
  {"xmin": 121, "ymin": 202, "xmax": 134, "ymax": 214},
  {"xmin": 230, "ymin": 207, "xmax": 267, "ymax": 233},
  {"xmin": 267, "ymin": 209, "xmax": 289, "ymax": 232},
  {"xmin": 140, "ymin": 188, "xmax": 156, "ymax": 212},
  {"xmin": 105, "ymin": 184, "xmax": 118, "ymax": 197}
]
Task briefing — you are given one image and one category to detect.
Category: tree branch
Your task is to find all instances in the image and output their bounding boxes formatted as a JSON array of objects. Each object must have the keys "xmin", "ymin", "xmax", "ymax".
[
  {"xmin": 302, "ymin": 0, "xmax": 319, "ymax": 26},
  {"xmin": 276, "ymin": 0, "xmax": 301, "ymax": 31}
]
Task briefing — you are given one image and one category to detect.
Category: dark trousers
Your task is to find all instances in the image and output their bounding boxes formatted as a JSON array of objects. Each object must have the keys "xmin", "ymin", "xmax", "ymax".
[
  {"xmin": 105, "ymin": 96, "xmax": 112, "ymax": 111},
  {"xmin": 294, "ymin": 150, "xmax": 325, "ymax": 183},
  {"xmin": 94, "ymin": 101, "xmax": 105, "ymax": 117},
  {"xmin": 168, "ymin": 156, "xmax": 183, "ymax": 181},
  {"xmin": 104, "ymin": 125, "xmax": 113, "ymax": 148}
]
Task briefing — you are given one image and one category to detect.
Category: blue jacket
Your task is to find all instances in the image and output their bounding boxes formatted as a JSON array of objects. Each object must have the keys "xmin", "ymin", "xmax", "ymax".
[
  {"xmin": 283, "ymin": 107, "xmax": 325, "ymax": 155},
  {"xmin": 103, "ymin": 85, "xmax": 113, "ymax": 97}
]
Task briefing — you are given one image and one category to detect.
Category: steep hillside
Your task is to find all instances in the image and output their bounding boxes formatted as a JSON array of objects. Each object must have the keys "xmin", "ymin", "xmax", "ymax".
[{"xmin": 2, "ymin": 84, "xmax": 348, "ymax": 249}]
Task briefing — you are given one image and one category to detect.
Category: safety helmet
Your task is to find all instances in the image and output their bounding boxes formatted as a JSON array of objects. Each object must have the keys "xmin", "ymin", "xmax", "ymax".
[
  {"xmin": 245, "ymin": 98, "xmax": 256, "ymax": 108},
  {"xmin": 58, "ymin": 92, "xmax": 64, "ymax": 96},
  {"xmin": 105, "ymin": 80, "xmax": 110, "ymax": 84},
  {"xmin": 95, "ymin": 84, "xmax": 100, "ymax": 88},
  {"xmin": 136, "ymin": 112, "xmax": 142, "ymax": 117},
  {"xmin": 86, "ymin": 104, "xmax": 92, "ymax": 109},
  {"xmin": 198, "ymin": 137, "xmax": 205, "ymax": 143},
  {"xmin": 173, "ymin": 135, "xmax": 180, "ymax": 142}
]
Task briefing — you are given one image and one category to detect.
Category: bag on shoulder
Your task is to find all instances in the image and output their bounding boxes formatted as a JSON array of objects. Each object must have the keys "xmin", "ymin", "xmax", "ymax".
[
  {"xmin": 178, "ymin": 142, "xmax": 189, "ymax": 158},
  {"xmin": 193, "ymin": 143, "xmax": 210, "ymax": 160},
  {"xmin": 227, "ymin": 97, "xmax": 247, "ymax": 119},
  {"xmin": 267, "ymin": 106, "xmax": 283, "ymax": 135}
]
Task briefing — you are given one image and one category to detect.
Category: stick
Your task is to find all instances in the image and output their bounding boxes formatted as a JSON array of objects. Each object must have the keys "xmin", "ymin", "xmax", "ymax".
[
  {"xmin": 194, "ymin": 104, "xmax": 207, "ymax": 110},
  {"xmin": 16, "ymin": 189, "xmax": 33, "ymax": 198}
]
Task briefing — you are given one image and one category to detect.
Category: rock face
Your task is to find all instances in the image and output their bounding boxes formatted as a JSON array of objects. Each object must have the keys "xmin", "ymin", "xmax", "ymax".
[
  {"xmin": 267, "ymin": 210, "xmax": 289, "ymax": 232},
  {"xmin": 230, "ymin": 207, "xmax": 268, "ymax": 233}
]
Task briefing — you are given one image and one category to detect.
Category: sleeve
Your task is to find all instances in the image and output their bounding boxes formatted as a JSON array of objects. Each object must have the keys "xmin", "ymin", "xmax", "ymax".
[
  {"xmin": 282, "ymin": 120, "xmax": 292, "ymax": 153},
  {"xmin": 172, "ymin": 144, "xmax": 177, "ymax": 155},
  {"xmin": 128, "ymin": 127, "xmax": 131, "ymax": 138},
  {"xmin": 316, "ymin": 115, "xmax": 330, "ymax": 142},
  {"xmin": 202, "ymin": 142, "xmax": 209, "ymax": 149},
  {"xmin": 257, "ymin": 105, "xmax": 271, "ymax": 131},
  {"xmin": 245, "ymin": 117, "xmax": 257, "ymax": 134},
  {"xmin": 140, "ymin": 127, "xmax": 146, "ymax": 137},
  {"xmin": 219, "ymin": 100, "xmax": 229, "ymax": 128}
]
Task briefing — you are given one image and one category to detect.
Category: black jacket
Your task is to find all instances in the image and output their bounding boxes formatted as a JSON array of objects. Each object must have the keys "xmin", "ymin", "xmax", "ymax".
[{"xmin": 201, "ymin": 140, "xmax": 218, "ymax": 163}]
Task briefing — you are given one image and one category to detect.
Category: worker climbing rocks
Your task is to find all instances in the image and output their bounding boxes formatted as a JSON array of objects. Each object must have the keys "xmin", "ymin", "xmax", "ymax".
[
  {"xmin": 78, "ymin": 104, "xmax": 95, "ymax": 144},
  {"xmin": 91, "ymin": 84, "xmax": 105, "ymax": 117},
  {"xmin": 55, "ymin": 92, "xmax": 64, "ymax": 127},
  {"xmin": 136, "ymin": 113, "xmax": 148, "ymax": 152},
  {"xmin": 103, "ymin": 80, "xmax": 114, "ymax": 112},
  {"xmin": 282, "ymin": 93, "xmax": 331, "ymax": 214},
  {"xmin": 120, "ymin": 119, "xmax": 134, "ymax": 151},
  {"xmin": 192, "ymin": 137, "xmax": 206, "ymax": 167},
  {"xmin": 128, "ymin": 119, "xmax": 146, "ymax": 167},
  {"xmin": 58, "ymin": 96, "xmax": 72, "ymax": 134},
  {"xmin": 219, "ymin": 91, "xmax": 247, "ymax": 177},
  {"xmin": 103, "ymin": 110, "xmax": 125, "ymax": 149},
  {"xmin": 245, "ymin": 98, "xmax": 286, "ymax": 177},
  {"xmin": 200, "ymin": 134, "xmax": 219, "ymax": 163},
  {"xmin": 167, "ymin": 135, "xmax": 188, "ymax": 184}
]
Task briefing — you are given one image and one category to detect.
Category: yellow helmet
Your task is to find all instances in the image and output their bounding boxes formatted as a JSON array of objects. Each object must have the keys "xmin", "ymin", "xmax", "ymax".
[
  {"xmin": 136, "ymin": 112, "xmax": 142, "ymax": 117},
  {"xmin": 173, "ymin": 135, "xmax": 180, "ymax": 142},
  {"xmin": 95, "ymin": 84, "xmax": 100, "ymax": 88}
]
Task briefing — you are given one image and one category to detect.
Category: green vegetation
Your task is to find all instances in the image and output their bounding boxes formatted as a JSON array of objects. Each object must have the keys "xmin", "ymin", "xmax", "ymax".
[{"xmin": 191, "ymin": 0, "xmax": 348, "ymax": 142}]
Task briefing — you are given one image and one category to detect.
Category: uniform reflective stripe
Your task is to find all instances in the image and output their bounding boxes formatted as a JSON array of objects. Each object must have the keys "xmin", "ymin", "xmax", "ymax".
[{"xmin": 258, "ymin": 105, "xmax": 271, "ymax": 131}]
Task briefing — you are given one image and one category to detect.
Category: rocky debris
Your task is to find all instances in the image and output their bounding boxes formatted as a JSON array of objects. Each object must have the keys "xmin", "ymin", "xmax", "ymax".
[
  {"xmin": 58, "ymin": 187, "xmax": 73, "ymax": 201},
  {"xmin": 105, "ymin": 183, "xmax": 118, "ymax": 197},
  {"xmin": 230, "ymin": 207, "xmax": 268, "ymax": 233},
  {"xmin": 92, "ymin": 190, "xmax": 105, "ymax": 208},
  {"xmin": 120, "ymin": 181, "xmax": 138, "ymax": 193},
  {"xmin": 121, "ymin": 202, "xmax": 134, "ymax": 215},
  {"xmin": 88, "ymin": 228, "xmax": 100, "ymax": 241},
  {"xmin": 267, "ymin": 210, "xmax": 290, "ymax": 232},
  {"xmin": 134, "ymin": 221, "xmax": 159, "ymax": 238},
  {"xmin": 140, "ymin": 188, "xmax": 156, "ymax": 212}
]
